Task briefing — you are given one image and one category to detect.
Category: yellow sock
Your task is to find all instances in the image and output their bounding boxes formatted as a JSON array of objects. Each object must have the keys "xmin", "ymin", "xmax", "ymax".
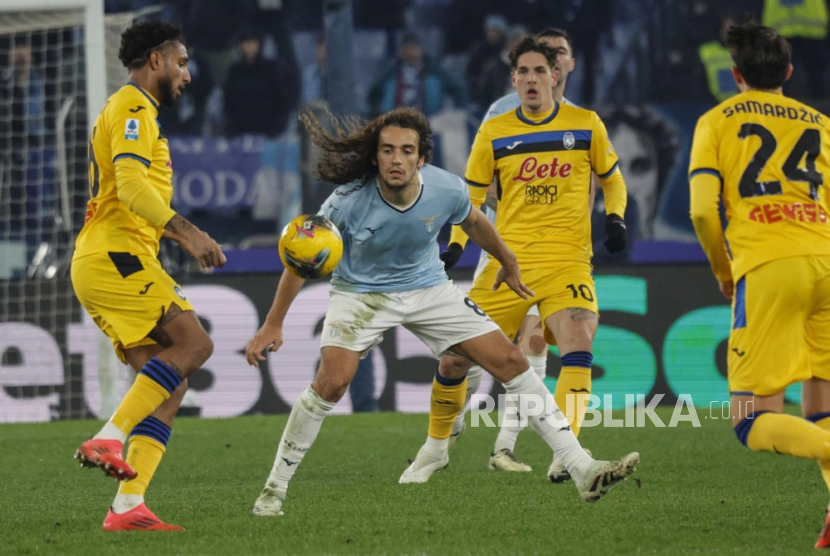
[
  {"xmin": 807, "ymin": 413, "xmax": 830, "ymax": 493},
  {"xmin": 119, "ymin": 435, "xmax": 167, "ymax": 496},
  {"xmin": 554, "ymin": 366, "xmax": 592, "ymax": 437},
  {"xmin": 110, "ymin": 358, "xmax": 181, "ymax": 436},
  {"xmin": 745, "ymin": 412, "xmax": 830, "ymax": 460},
  {"xmin": 428, "ymin": 375, "xmax": 467, "ymax": 439}
]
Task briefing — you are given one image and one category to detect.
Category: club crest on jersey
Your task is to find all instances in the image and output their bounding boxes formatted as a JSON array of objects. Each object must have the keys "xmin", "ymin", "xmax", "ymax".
[
  {"xmin": 125, "ymin": 119, "xmax": 140, "ymax": 140},
  {"xmin": 563, "ymin": 132, "xmax": 575, "ymax": 150},
  {"xmin": 174, "ymin": 285, "xmax": 187, "ymax": 300},
  {"xmin": 420, "ymin": 214, "xmax": 441, "ymax": 233}
]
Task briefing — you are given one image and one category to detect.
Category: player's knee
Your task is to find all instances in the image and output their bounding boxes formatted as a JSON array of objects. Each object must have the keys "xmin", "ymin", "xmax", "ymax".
[
  {"xmin": 527, "ymin": 333, "xmax": 547, "ymax": 356},
  {"xmin": 314, "ymin": 378, "xmax": 349, "ymax": 404},
  {"xmin": 504, "ymin": 345, "xmax": 530, "ymax": 374},
  {"xmin": 438, "ymin": 355, "xmax": 471, "ymax": 380},
  {"xmin": 188, "ymin": 333, "xmax": 214, "ymax": 370}
]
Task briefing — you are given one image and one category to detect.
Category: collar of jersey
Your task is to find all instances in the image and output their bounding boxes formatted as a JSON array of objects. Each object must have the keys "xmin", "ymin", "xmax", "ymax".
[
  {"xmin": 375, "ymin": 171, "xmax": 424, "ymax": 213},
  {"xmin": 127, "ymin": 82, "xmax": 160, "ymax": 110},
  {"xmin": 516, "ymin": 100, "xmax": 558, "ymax": 125}
]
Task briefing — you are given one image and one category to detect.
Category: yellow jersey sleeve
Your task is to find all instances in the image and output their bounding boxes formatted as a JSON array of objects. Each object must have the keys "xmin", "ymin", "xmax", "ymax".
[
  {"xmin": 109, "ymin": 103, "xmax": 157, "ymax": 168},
  {"xmin": 590, "ymin": 113, "xmax": 627, "ymax": 217}
]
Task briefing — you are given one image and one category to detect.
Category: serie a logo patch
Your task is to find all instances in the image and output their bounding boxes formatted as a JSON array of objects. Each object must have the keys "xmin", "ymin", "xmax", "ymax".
[{"xmin": 125, "ymin": 119, "xmax": 140, "ymax": 140}]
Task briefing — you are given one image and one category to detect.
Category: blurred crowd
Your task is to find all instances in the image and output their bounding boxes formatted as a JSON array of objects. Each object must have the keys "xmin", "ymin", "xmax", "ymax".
[{"xmin": 1, "ymin": 0, "xmax": 829, "ymax": 274}]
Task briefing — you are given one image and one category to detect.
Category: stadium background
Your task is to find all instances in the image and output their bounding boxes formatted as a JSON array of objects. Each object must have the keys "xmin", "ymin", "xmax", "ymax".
[{"xmin": 1, "ymin": 0, "xmax": 827, "ymax": 422}]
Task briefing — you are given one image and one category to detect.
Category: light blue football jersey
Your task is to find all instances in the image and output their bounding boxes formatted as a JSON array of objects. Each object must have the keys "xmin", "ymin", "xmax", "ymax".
[{"xmin": 319, "ymin": 164, "xmax": 472, "ymax": 293}]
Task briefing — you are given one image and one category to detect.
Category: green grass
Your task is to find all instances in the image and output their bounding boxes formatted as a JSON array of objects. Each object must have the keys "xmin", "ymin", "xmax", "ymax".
[{"xmin": 1, "ymin": 408, "xmax": 825, "ymax": 555}]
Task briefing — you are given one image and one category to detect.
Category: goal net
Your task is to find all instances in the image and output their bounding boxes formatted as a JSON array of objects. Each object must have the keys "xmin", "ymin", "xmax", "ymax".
[{"xmin": 0, "ymin": 1, "xmax": 131, "ymax": 423}]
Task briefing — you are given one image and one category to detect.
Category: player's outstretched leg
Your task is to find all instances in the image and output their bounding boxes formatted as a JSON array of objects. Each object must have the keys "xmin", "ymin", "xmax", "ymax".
[
  {"xmin": 502, "ymin": 369, "xmax": 639, "ymax": 502},
  {"xmin": 253, "ymin": 385, "xmax": 335, "ymax": 516},
  {"xmin": 400, "ymin": 372, "xmax": 466, "ymax": 483}
]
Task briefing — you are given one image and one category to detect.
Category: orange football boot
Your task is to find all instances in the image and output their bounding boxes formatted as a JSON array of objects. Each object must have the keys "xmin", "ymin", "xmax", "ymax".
[
  {"xmin": 816, "ymin": 510, "xmax": 830, "ymax": 549},
  {"xmin": 103, "ymin": 503, "xmax": 185, "ymax": 531},
  {"xmin": 74, "ymin": 439, "xmax": 137, "ymax": 481}
]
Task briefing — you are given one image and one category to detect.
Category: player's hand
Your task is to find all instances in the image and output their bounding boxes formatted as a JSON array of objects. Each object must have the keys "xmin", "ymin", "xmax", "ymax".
[
  {"xmin": 439, "ymin": 243, "xmax": 464, "ymax": 270},
  {"xmin": 493, "ymin": 259, "xmax": 535, "ymax": 300},
  {"xmin": 181, "ymin": 229, "xmax": 227, "ymax": 270},
  {"xmin": 245, "ymin": 322, "xmax": 284, "ymax": 367},
  {"xmin": 718, "ymin": 279, "xmax": 734, "ymax": 300},
  {"xmin": 603, "ymin": 214, "xmax": 628, "ymax": 253}
]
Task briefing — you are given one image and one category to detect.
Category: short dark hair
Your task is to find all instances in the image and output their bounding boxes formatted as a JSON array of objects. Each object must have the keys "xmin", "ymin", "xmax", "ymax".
[
  {"xmin": 725, "ymin": 18, "xmax": 791, "ymax": 90},
  {"xmin": 118, "ymin": 20, "xmax": 185, "ymax": 70},
  {"xmin": 301, "ymin": 107, "xmax": 434, "ymax": 185},
  {"xmin": 536, "ymin": 28, "xmax": 574, "ymax": 55},
  {"xmin": 508, "ymin": 37, "xmax": 557, "ymax": 71}
]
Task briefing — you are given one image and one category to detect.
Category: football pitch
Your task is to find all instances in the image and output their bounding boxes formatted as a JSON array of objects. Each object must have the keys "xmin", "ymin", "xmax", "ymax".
[{"xmin": 2, "ymin": 407, "xmax": 824, "ymax": 555}]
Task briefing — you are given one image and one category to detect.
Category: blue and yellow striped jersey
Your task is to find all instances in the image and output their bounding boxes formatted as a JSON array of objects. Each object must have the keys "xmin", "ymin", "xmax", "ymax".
[{"xmin": 462, "ymin": 101, "xmax": 624, "ymax": 268}]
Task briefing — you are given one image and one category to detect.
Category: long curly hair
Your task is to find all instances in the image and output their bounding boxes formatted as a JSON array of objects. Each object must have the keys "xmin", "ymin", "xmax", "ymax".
[
  {"xmin": 300, "ymin": 107, "xmax": 434, "ymax": 185},
  {"xmin": 118, "ymin": 20, "xmax": 185, "ymax": 70}
]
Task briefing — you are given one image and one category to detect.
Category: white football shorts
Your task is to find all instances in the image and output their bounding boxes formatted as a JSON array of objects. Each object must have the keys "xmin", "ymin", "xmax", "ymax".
[{"xmin": 321, "ymin": 281, "xmax": 501, "ymax": 357}]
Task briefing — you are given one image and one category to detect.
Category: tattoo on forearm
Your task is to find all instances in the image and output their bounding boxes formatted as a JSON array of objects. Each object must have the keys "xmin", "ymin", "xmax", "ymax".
[
  {"xmin": 569, "ymin": 308, "xmax": 597, "ymax": 322},
  {"xmin": 165, "ymin": 215, "xmax": 193, "ymax": 234}
]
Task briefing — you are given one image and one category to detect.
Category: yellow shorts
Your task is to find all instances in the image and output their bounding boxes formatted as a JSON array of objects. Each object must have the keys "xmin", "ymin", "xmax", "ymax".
[
  {"xmin": 71, "ymin": 252, "xmax": 194, "ymax": 363},
  {"xmin": 469, "ymin": 261, "xmax": 598, "ymax": 345},
  {"xmin": 728, "ymin": 255, "xmax": 830, "ymax": 396}
]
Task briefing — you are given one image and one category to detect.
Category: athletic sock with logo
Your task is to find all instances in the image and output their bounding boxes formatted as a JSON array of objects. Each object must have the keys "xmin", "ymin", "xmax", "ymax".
[
  {"xmin": 263, "ymin": 385, "xmax": 335, "ymax": 497},
  {"xmin": 504, "ymin": 368, "xmax": 593, "ymax": 482},
  {"xmin": 553, "ymin": 351, "xmax": 593, "ymax": 437}
]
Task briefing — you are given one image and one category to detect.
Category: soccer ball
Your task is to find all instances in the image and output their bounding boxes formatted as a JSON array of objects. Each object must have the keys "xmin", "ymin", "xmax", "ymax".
[{"xmin": 279, "ymin": 214, "xmax": 343, "ymax": 279}]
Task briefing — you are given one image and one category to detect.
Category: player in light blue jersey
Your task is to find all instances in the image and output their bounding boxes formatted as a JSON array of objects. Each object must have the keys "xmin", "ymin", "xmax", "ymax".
[
  {"xmin": 245, "ymin": 107, "xmax": 638, "ymax": 516},
  {"xmin": 440, "ymin": 28, "xmax": 599, "ymax": 480}
]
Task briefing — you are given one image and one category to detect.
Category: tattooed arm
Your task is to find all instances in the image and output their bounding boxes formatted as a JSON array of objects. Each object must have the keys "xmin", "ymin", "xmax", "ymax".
[{"xmin": 164, "ymin": 214, "xmax": 226, "ymax": 269}]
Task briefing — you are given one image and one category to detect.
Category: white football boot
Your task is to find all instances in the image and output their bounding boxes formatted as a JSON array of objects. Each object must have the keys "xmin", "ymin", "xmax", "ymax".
[
  {"xmin": 252, "ymin": 482, "xmax": 286, "ymax": 517},
  {"xmin": 488, "ymin": 448, "xmax": 532, "ymax": 472},
  {"xmin": 575, "ymin": 452, "xmax": 639, "ymax": 502},
  {"xmin": 399, "ymin": 446, "xmax": 449, "ymax": 484}
]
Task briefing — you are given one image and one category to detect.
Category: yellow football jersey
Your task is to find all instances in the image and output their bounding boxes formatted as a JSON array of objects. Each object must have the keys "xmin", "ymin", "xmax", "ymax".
[
  {"xmin": 73, "ymin": 83, "xmax": 174, "ymax": 260},
  {"xmin": 689, "ymin": 90, "xmax": 830, "ymax": 281},
  {"xmin": 465, "ymin": 101, "xmax": 623, "ymax": 268}
]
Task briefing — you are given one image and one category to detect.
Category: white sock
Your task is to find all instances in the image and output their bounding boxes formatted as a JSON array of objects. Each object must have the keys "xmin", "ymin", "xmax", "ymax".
[
  {"xmin": 503, "ymin": 369, "xmax": 593, "ymax": 482},
  {"xmin": 451, "ymin": 365, "xmax": 483, "ymax": 436},
  {"xmin": 263, "ymin": 385, "xmax": 335, "ymax": 495},
  {"xmin": 94, "ymin": 421, "xmax": 128, "ymax": 443},
  {"xmin": 492, "ymin": 354, "xmax": 545, "ymax": 453},
  {"xmin": 526, "ymin": 354, "xmax": 547, "ymax": 380},
  {"xmin": 424, "ymin": 435, "xmax": 448, "ymax": 455},
  {"xmin": 111, "ymin": 494, "xmax": 143, "ymax": 514},
  {"xmin": 493, "ymin": 393, "xmax": 524, "ymax": 453}
]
